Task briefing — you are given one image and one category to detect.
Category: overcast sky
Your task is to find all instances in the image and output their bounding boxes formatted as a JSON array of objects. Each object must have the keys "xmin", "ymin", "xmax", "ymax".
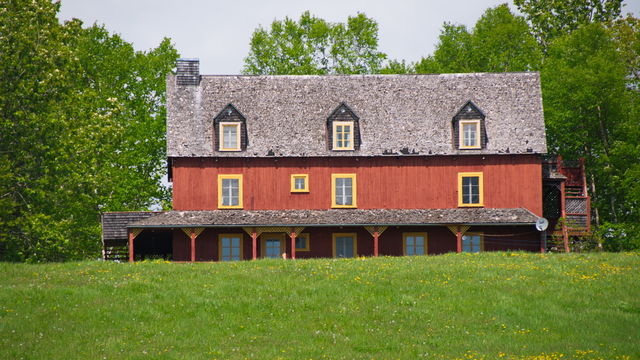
[{"xmin": 58, "ymin": 0, "xmax": 640, "ymax": 75}]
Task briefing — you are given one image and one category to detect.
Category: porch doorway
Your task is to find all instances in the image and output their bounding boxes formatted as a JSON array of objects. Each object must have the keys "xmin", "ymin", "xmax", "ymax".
[{"xmin": 260, "ymin": 233, "xmax": 285, "ymax": 258}]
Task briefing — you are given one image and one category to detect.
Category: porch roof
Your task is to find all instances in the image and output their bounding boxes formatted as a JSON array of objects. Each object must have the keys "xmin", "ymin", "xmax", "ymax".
[{"xmin": 128, "ymin": 208, "xmax": 539, "ymax": 228}]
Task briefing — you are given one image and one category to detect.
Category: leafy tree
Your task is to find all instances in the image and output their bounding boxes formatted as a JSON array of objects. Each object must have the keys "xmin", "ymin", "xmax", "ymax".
[
  {"xmin": 514, "ymin": 0, "xmax": 623, "ymax": 50},
  {"xmin": 0, "ymin": 0, "xmax": 178, "ymax": 261},
  {"xmin": 380, "ymin": 59, "xmax": 414, "ymax": 74},
  {"xmin": 243, "ymin": 11, "xmax": 386, "ymax": 75},
  {"xmin": 416, "ymin": 4, "xmax": 542, "ymax": 73},
  {"xmin": 541, "ymin": 22, "xmax": 640, "ymax": 249}
]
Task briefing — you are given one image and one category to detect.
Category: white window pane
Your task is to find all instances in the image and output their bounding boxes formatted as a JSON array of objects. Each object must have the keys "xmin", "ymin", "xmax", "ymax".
[
  {"xmin": 223, "ymin": 125, "xmax": 238, "ymax": 148},
  {"xmin": 406, "ymin": 236, "xmax": 414, "ymax": 247},
  {"xmin": 416, "ymin": 246, "xmax": 424, "ymax": 255}
]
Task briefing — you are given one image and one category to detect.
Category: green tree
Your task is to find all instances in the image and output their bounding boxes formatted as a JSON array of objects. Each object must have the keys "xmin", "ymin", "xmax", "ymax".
[
  {"xmin": 514, "ymin": 0, "xmax": 623, "ymax": 50},
  {"xmin": 0, "ymin": 0, "xmax": 178, "ymax": 261},
  {"xmin": 541, "ymin": 22, "xmax": 640, "ymax": 249},
  {"xmin": 243, "ymin": 11, "xmax": 386, "ymax": 75},
  {"xmin": 416, "ymin": 4, "xmax": 542, "ymax": 73}
]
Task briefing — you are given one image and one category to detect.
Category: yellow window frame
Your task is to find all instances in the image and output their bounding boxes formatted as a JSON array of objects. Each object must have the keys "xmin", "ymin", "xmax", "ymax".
[
  {"xmin": 462, "ymin": 232, "xmax": 485, "ymax": 252},
  {"xmin": 217, "ymin": 174, "xmax": 243, "ymax": 209},
  {"xmin": 332, "ymin": 233, "xmax": 357, "ymax": 258},
  {"xmin": 294, "ymin": 232, "xmax": 311, "ymax": 251},
  {"xmin": 459, "ymin": 119, "xmax": 481, "ymax": 149},
  {"xmin": 219, "ymin": 122, "xmax": 241, "ymax": 151},
  {"xmin": 260, "ymin": 233, "xmax": 285, "ymax": 258},
  {"xmin": 458, "ymin": 172, "xmax": 484, "ymax": 207},
  {"xmin": 218, "ymin": 233, "xmax": 244, "ymax": 261},
  {"xmin": 332, "ymin": 121, "xmax": 354, "ymax": 150},
  {"xmin": 402, "ymin": 232, "xmax": 428, "ymax": 256},
  {"xmin": 331, "ymin": 173, "xmax": 357, "ymax": 208},
  {"xmin": 290, "ymin": 174, "xmax": 309, "ymax": 193}
]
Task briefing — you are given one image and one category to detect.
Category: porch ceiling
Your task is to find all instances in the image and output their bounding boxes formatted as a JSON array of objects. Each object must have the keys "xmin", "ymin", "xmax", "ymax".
[{"xmin": 128, "ymin": 208, "xmax": 539, "ymax": 228}]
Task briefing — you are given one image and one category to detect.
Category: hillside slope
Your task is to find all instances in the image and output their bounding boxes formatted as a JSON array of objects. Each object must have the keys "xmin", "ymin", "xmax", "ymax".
[{"xmin": 1, "ymin": 253, "xmax": 638, "ymax": 359}]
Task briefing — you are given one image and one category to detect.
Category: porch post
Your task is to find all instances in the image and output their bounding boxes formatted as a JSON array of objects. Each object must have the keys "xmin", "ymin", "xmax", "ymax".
[
  {"xmin": 373, "ymin": 227, "xmax": 379, "ymax": 257},
  {"xmin": 560, "ymin": 181, "xmax": 570, "ymax": 253},
  {"xmin": 128, "ymin": 230, "xmax": 135, "ymax": 263},
  {"xmin": 190, "ymin": 230, "xmax": 196, "ymax": 262},
  {"xmin": 540, "ymin": 230, "xmax": 547, "ymax": 253},
  {"xmin": 290, "ymin": 230, "xmax": 297, "ymax": 260},
  {"xmin": 251, "ymin": 228, "xmax": 258, "ymax": 260},
  {"xmin": 456, "ymin": 226, "xmax": 462, "ymax": 253}
]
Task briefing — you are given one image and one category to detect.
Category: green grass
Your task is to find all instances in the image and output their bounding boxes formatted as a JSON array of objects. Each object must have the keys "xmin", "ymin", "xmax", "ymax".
[{"xmin": 1, "ymin": 253, "xmax": 639, "ymax": 360}]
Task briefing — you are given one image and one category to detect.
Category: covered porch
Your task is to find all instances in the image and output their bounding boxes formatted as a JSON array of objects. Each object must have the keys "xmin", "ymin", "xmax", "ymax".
[{"xmin": 120, "ymin": 208, "xmax": 543, "ymax": 262}]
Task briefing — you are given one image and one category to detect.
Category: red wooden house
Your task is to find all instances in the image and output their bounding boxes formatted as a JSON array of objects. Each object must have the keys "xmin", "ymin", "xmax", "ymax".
[{"xmin": 101, "ymin": 59, "xmax": 589, "ymax": 262}]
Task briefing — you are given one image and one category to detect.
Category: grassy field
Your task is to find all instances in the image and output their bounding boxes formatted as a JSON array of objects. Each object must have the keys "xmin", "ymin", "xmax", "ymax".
[{"xmin": 1, "ymin": 253, "xmax": 639, "ymax": 360}]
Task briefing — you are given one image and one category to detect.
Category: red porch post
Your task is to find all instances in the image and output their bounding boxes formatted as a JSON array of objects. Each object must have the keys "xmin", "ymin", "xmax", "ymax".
[
  {"xmin": 128, "ymin": 230, "xmax": 135, "ymax": 263},
  {"xmin": 540, "ymin": 231, "xmax": 546, "ymax": 253},
  {"xmin": 290, "ymin": 230, "xmax": 297, "ymax": 260},
  {"xmin": 373, "ymin": 227, "xmax": 379, "ymax": 257},
  {"xmin": 190, "ymin": 230, "xmax": 196, "ymax": 262},
  {"xmin": 456, "ymin": 226, "xmax": 462, "ymax": 253},
  {"xmin": 251, "ymin": 228, "xmax": 258, "ymax": 260}
]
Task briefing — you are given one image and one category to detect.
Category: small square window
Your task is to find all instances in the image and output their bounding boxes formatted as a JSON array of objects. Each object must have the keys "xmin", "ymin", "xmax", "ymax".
[
  {"xmin": 459, "ymin": 120, "xmax": 481, "ymax": 149},
  {"xmin": 219, "ymin": 122, "xmax": 241, "ymax": 151},
  {"xmin": 290, "ymin": 174, "xmax": 309, "ymax": 193},
  {"xmin": 333, "ymin": 121, "xmax": 354, "ymax": 150},
  {"xmin": 458, "ymin": 172, "xmax": 483, "ymax": 207},
  {"xmin": 295, "ymin": 233, "xmax": 310, "ymax": 251}
]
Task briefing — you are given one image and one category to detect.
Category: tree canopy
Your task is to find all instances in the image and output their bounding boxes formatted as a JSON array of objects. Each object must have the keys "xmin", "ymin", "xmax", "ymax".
[
  {"xmin": 0, "ymin": 0, "xmax": 178, "ymax": 261},
  {"xmin": 415, "ymin": 4, "xmax": 542, "ymax": 73},
  {"xmin": 243, "ymin": 11, "xmax": 387, "ymax": 75}
]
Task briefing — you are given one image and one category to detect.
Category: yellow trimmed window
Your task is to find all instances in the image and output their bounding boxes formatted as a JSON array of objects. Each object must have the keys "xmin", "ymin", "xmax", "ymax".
[
  {"xmin": 333, "ymin": 121, "xmax": 354, "ymax": 150},
  {"xmin": 458, "ymin": 172, "xmax": 484, "ymax": 207},
  {"xmin": 219, "ymin": 122, "xmax": 241, "ymax": 151},
  {"xmin": 218, "ymin": 174, "xmax": 243, "ymax": 209},
  {"xmin": 331, "ymin": 173, "xmax": 357, "ymax": 208},
  {"xmin": 403, "ymin": 233, "xmax": 427, "ymax": 256},
  {"xmin": 459, "ymin": 120, "xmax": 481, "ymax": 149},
  {"xmin": 219, "ymin": 233, "xmax": 243, "ymax": 261},
  {"xmin": 295, "ymin": 233, "xmax": 310, "ymax": 251},
  {"xmin": 290, "ymin": 174, "xmax": 309, "ymax": 193},
  {"xmin": 462, "ymin": 232, "xmax": 484, "ymax": 253},
  {"xmin": 332, "ymin": 233, "xmax": 357, "ymax": 258},
  {"xmin": 260, "ymin": 233, "xmax": 285, "ymax": 258}
]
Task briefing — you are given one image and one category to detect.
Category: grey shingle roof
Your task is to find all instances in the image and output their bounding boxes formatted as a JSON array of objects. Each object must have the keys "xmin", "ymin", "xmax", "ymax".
[
  {"xmin": 129, "ymin": 208, "xmax": 539, "ymax": 228},
  {"xmin": 101, "ymin": 212, "xmax": 161, "ymax": 241},
  {"xmin": 167, "ymin": 73, "xmax": 546, "ymax": 158}
]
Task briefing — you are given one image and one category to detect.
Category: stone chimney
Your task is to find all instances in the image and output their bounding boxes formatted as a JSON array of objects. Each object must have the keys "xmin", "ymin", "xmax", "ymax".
[{"xmin": 176, "ymin": 58, "xmax": 200, "ymax": 86}]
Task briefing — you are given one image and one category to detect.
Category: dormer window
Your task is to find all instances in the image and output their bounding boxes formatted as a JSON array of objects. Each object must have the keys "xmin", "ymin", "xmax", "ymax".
[
  {"xmin": 333, "ymin": 121, "xmax": 354, "ymax": 150},
  {"xmin": 220, "ymin": 123, "xmax": 241, "ymax": 151},
  {"xmin": 213, "ymin": 104, "xmax": 247, "ymax": 152},
  {"xmin": 453, "ymin": 101, "xmax": 486, "ymax": 150},
  {"xmin": 327, "ymin": 103, "xmax": 361, "ymax": 151},
  {"xmin": 459, "ymin": 120, "xmax": 481, "ymax": 149}
]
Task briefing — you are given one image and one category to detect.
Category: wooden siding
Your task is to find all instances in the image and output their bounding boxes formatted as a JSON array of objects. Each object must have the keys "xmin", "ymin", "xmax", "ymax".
[{"xmin": 171, "ymin": 155, "xmax": 543, "ymax": 216}]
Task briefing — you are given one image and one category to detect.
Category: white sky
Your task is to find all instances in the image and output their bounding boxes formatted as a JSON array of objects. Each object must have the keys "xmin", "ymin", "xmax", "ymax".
[{"xmin": 58, "ymin": 0, "xmax": 640, "ymax": 75}]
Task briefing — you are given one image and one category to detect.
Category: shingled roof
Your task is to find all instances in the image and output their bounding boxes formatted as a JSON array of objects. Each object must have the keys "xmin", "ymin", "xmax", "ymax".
[
  {"xmin": 101, "ymin": 212, "xmax": 160, "ymax": 242},
  {"xmin": 129, "ymin": 208, "xmax": 539, "ymax": 228},
  {"xmin": 167, "ymin": 72, "xmax": 546, "ymax": 158}
]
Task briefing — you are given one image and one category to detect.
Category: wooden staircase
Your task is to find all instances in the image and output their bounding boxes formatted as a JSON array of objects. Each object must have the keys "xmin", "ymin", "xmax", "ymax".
[{"xmin": 542, "ymin": 156, "xmax": 591, "ymax": 252}]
